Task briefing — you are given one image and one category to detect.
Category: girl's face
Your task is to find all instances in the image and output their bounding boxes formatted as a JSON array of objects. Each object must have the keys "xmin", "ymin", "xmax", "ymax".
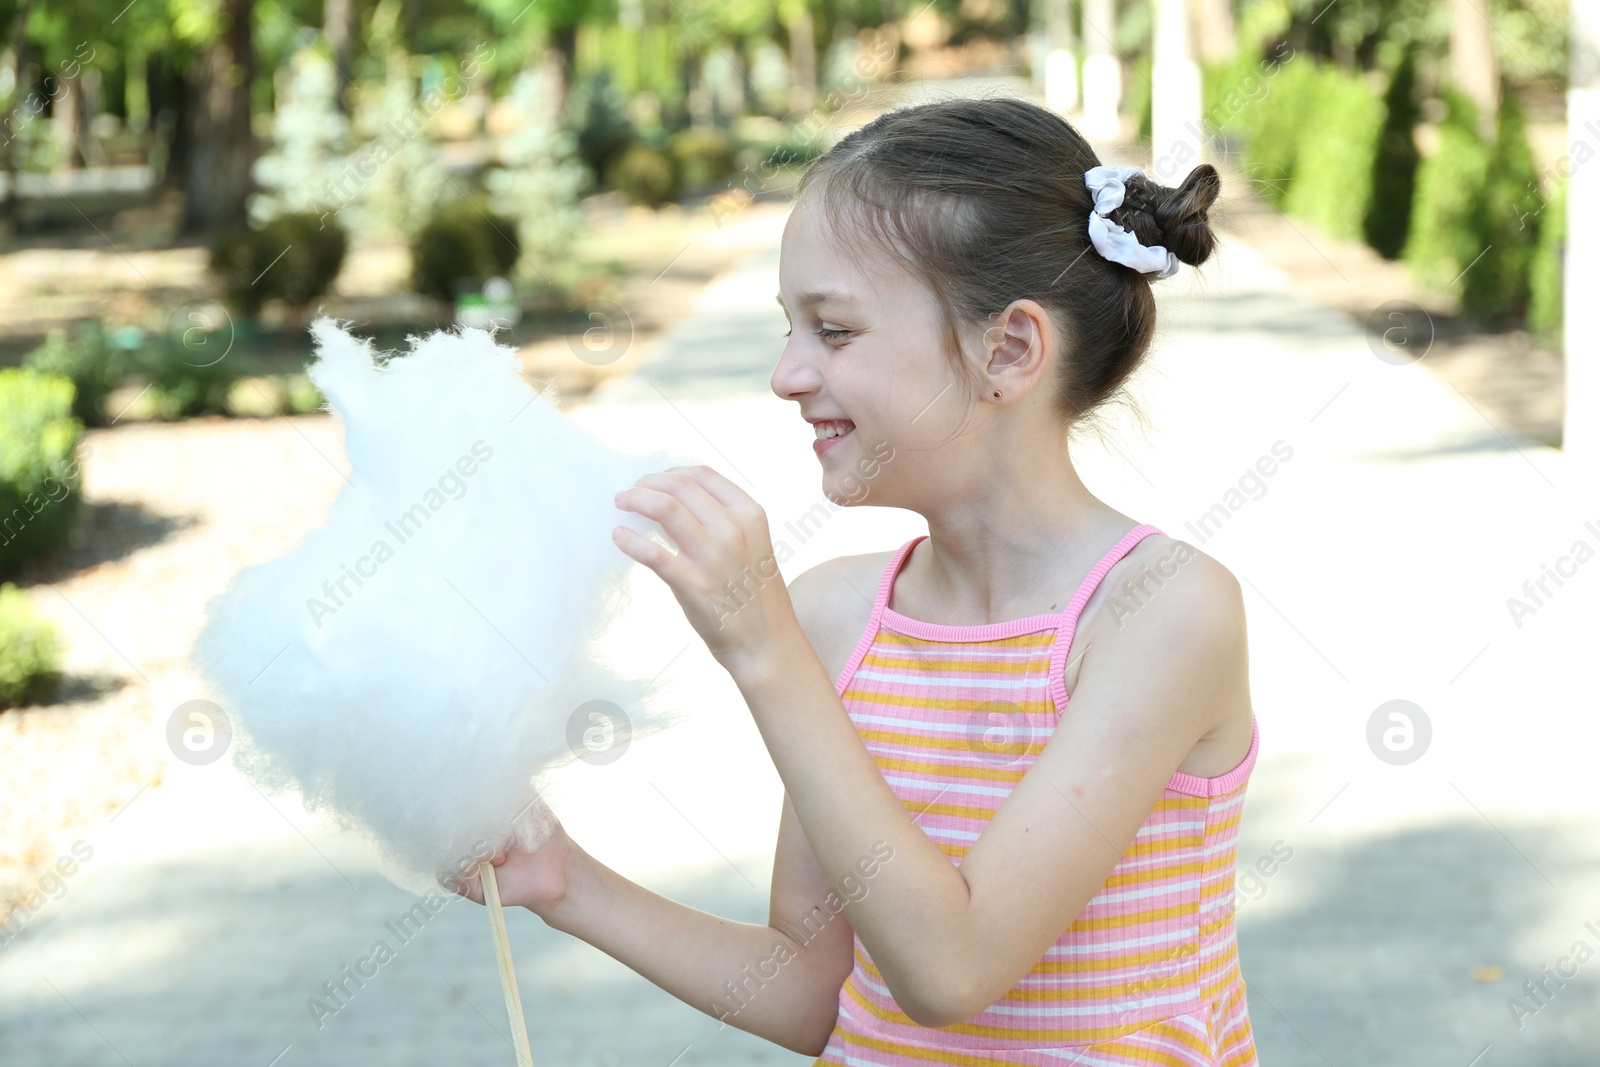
[{"xmin": 771, "ymin": 189, "xmax": 983, "ymax": 509}]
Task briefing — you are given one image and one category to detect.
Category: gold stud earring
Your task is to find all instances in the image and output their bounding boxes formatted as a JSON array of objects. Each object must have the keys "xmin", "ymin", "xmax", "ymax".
[{"xmin": 993, "ymin": 390, "xmax": 1002, "ymax": 399}]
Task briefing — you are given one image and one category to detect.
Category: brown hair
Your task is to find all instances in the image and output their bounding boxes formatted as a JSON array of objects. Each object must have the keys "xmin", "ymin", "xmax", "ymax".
[{"xmin": 795, "ymin": 96, "xmax": 1221, "ymax": 436}]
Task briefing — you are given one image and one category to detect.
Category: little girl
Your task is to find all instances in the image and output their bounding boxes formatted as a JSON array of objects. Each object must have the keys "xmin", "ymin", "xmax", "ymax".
[{"xmin": 461, "ymin": 97, "xmax": 1259, "ymax": 1066}]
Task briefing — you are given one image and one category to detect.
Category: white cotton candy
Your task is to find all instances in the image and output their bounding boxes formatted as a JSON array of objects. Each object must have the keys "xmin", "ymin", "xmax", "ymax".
[{"xmin": 190, "ymin": 318, "xmax": 682, "ymax": 894}]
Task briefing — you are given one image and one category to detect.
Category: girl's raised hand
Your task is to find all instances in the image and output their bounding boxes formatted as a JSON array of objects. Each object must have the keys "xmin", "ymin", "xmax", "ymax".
[
  {"xmin": 612, "ymin": 465, "xmax": 797, "ymax": 677},
  {"xmin": 452, "ymin": 818, "xmax": 578, "ymax": 918}
]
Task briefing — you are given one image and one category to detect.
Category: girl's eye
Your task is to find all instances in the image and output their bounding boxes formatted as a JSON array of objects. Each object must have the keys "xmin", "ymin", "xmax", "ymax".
[{"xmin": 781, "ymin": 326, "xmax": 854, "ymax": 343}]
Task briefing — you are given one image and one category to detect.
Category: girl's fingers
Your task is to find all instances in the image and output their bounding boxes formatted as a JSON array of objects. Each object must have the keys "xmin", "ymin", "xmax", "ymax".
[
  {"xmin": 669, "ymin": 465, "xmax": 759, "ymax": 516},
  {"xmin": 616, "ymin": 484, "xmax": 708, "ymax": 556},
  {"xmin": 613, "ymin": 523, "xmax": 696, "ymax": 591},
  {"xmin": 626, "ymin": 470, "xmax": 739, "ymax": 545}
]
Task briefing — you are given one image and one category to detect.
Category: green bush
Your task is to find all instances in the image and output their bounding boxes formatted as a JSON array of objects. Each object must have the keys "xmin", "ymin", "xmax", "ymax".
[
  {"xmin": 1468, "ymin": 94, "xmax": 1541, "ymax": 322},
  {"xmin": 133, "ymin": 338, "xmax": 240, "ymax": 419},
  {"xmin": 604, "ymin": 143, "xmax": 679, "ymax": 207},
  {"xmin": 669, "ymin": 127, "xmax": 736, "ymax": 189},
  {"xmin": 1202, "ymin": 47, "xmax": 1320, "ymax": 206},
  {"xmin": 22, "ymin": 321, "xmax": 129, "ymax": 427},
  {"xmin": 1404, "ymin": 89, "xmax": 1543, "ymax": 322},
  {"xmin": 409, "ymin": 203, "xmax": 523, "ymax": 304},
  {"xmin": 284, "ymin": 372, "xmax": 327, "ymax": 414},
  {"xmin": 1283, "ymin": 66, "xmax": 1386, "ymax": 241},
  {"xmin": 1241, "ymin": 55, "xmax": 1322, "ymax": 207},
  {"xmin": 0, "ymin": 582, "xmax": 61, "ymax": 708},
  {"xmin": 260, "ymin": 212, "xmax": 350, "ymax": 309},
  {"xmin": 0, "ymin": 369, "xmax": 84, "ymax": 575},
  {"xmin": 1403, "ymin": 89, "xmax": 1493, "ymax": 294},
  {"xmin": 569, "ymin": 70, "xmax": 637, "ymax": 190},
  {"xmin": 1200, "ymin": 50, "xmax": 1263, "ymax": 149},
  {"xmin": 1129, "ymin": 53, "xmax": 1154, "ymax": 143},
  {"xmin": 210, "ymin": 212, "xmax": 349, "ymax": 318},
  {"xmin": 210, "ymin": 226, "xmax": 272, "ymax": 317},
  {"xmin": 1363, "ymin": 48, "xmax": 1421, "ymax": 259},
  {"xmin": 1528, "ymin": 179, "xmax": 1565, "ymax": 343}
]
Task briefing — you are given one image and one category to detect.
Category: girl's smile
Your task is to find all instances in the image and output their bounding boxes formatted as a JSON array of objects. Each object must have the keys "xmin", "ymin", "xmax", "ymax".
[{"xmin": 811, "ymin": 419, "xmax": 855, "ymax": 455}]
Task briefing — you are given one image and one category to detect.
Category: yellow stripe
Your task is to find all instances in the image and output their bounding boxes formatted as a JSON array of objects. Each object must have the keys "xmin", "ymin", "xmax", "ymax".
[
  {"xmin": 874, "ymin": 630, "xmax": 1056, "ymax": 649},
  {"xmin": 857, "ymin": 655, "xmax": 1054, "ymax": 678},
  {"xmin": 846, "ymin": 691, "xmax": 1057, "ymax": 717}
]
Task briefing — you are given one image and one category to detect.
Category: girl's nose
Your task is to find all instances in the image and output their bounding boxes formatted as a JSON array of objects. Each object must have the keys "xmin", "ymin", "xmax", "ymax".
[{"xmin": 770, "ymin": 339, "xmax": 821, "ymax": 402}]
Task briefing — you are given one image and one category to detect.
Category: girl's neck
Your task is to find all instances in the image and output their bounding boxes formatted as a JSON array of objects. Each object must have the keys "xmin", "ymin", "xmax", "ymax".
[{"xmin": 909, "ymin": 456, "xmax": 1134, "ymax": 625}]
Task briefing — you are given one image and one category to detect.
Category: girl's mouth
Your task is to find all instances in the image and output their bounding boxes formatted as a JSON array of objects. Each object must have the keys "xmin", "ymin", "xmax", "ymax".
[{"xmin": 812, "ymin": 420, "xmax": 854, "ymax": 455}]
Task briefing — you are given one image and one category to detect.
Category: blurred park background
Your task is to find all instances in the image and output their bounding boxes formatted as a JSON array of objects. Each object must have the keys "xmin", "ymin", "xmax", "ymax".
[{"xmin": 2, "ymin": 0, "xmax": 1598, "ymax": 1064}]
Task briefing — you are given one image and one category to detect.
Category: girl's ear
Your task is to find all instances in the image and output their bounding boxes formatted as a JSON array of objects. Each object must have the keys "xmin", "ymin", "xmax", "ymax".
[{"xmin": 981, "ymin": 301, "xmax": 1053, "ymax": 392}]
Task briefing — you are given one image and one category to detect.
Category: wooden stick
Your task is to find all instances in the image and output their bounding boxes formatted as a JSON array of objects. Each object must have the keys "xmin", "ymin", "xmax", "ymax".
[{"xmin": 480, "ymin": 860, "xmax": 535, "ymax": 1067}]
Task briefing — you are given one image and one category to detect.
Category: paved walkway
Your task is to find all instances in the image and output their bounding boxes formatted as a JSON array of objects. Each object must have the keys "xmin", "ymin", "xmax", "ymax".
[{"xmin": 3, "ymin": 131, "xmax": 1597, "ymax": 1067}]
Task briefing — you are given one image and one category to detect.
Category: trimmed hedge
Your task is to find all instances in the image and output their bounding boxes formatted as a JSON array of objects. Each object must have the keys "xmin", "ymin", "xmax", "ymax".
[
  {"xmin": 605, "ymin": 142, "xmax": 679, "ymax": 207},
  {"xmin": 0, "ymin": 369, "xmax": 84, "ymax": 575},
  {"xmin": 1363, "ymin": 48, "xmax": 1421, "ymax": 259},
  {"xmin": 1283, "ymin": 65, "xmax": 1386, "ymax": 241},
  {"xmin": 1206, "ymin": 42, "xmax": 1559, "ymax": 335},
  {"xmin": 669, "ymin": 127, "xmax": 736, "ymax": 189},
  {"xmin": 1528, "ymin": 179, "xmax": 1565, "ymax": 343},
  {"xmin": 1470, "ymin": 94, "xmax": 1541, "ymax": 321},
  {"xmin": 0, "ymin": 582, "xmax": 62, "ymax": 708},
  {"xmin": 410, "ymin": 204, "xmax": 522, "ymax": 304},
  {"xmin": 211, "ymin": 212, "xmax": 349, "ymax": 318},
  {"xmin": 1203, "ymin": 49, "xmax": 1322, "ymax": 208},
  {"xmin": 1405, "ymin": 89, "xmax": 1543, "ymax": 322},
  {"xmin": 1402, "ymin": 91, "xmax": 1492, "ymax": 294}
]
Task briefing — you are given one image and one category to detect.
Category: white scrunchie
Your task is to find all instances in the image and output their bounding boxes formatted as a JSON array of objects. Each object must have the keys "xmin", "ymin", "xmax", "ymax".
[{"xmin": 1083, "ymin": 165, "xmax": 1180, "ymax": 280}]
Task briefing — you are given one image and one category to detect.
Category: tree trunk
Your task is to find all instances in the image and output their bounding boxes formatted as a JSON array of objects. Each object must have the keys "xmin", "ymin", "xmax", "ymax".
[
  {"xmin": 1151, "ymin": 0, "xmax": 1202, "ymax": 177},
  {"xmin": 1080, "ymin": 0, "xmax": 1121, "ymax": 141},
  {"xmin": 1042, "ymin": 0, "xmax": 1078, "ymax": 113},
  {"xmin": 1565, "ymin": 0, "xmax": 1599, "ymax": 460},
  {"xmin": 549, "ymin": 23, "xmax": 578, "ymax": 125},
  {"xmin": 180, "ymin": 0, "xmax": 256, "ymax": 234},
  {"xmin": 79, "ymin": 66, "xmax": 107, "ymax": 167},
  {"xmin": 54, "ymin": 73, "xmax": 83, "ymax": 169},
  {"xmin": 155, "ymin": 50, "xmax": 194, "ymax": 191},
  {"xmin": 324, "ymin": 0, "xmax": 355, "ymax": 113},
  {"xmin": 1449, "ymin": 0, "xmax": 1498, "ymax": 133},
  {"xmin": 785, "ymin": 2, "xmax": 816, "ymax": 115},
  {"xmin": 0, "ymin": 0, "xmax": 35, "ymax": 226},
  {"xmin": 1192, "ymin": 0, "xmax": 1236, "ymax": 64}
]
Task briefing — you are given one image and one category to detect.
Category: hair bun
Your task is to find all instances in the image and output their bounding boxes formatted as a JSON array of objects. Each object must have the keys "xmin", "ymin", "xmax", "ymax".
[{"xmin": 1113, "ymin": 164, "xmax": 1222, "ymax": 268}]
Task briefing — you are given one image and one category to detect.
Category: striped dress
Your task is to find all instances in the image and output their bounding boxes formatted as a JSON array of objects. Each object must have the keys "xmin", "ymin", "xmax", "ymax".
[{"xmin": 813, "ymin": 525, "xmax": 1259, "ymax": 1067}]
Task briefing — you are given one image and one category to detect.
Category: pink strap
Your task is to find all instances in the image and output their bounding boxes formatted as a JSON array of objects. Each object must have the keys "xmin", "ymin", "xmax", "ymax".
[
  {"xmin": 834, "ymin": 535, "xmax": 922, "ymax": 694},
  {"xmin": 1047, "ymin": 523, "xmax": 1167, "ymax": 685}
]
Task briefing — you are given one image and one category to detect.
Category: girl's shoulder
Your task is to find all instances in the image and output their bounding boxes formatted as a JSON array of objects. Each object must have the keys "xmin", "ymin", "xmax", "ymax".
[
  {"xmin": 786, "ymin": 549, "xmax": 900, "ymax": 687},
  {"xmin": 1069, "ymin": 531, "xmax": 1245, "ymax": 662}
]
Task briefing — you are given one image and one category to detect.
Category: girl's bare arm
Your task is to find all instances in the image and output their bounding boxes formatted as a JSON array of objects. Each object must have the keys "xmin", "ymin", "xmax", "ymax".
[{"xmin": 539, "ymin": 792, "xmax": 854, "ymax": 1055}]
